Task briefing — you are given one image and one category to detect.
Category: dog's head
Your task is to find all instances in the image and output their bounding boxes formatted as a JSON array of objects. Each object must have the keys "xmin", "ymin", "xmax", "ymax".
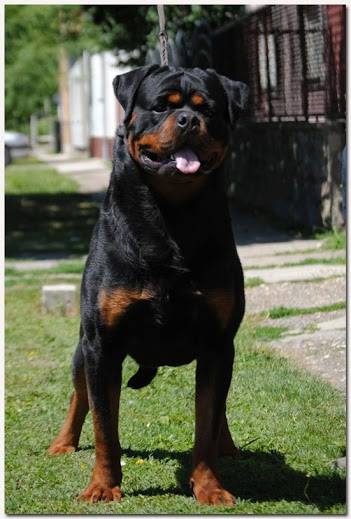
[{"xmin": 113, "ymin": 65, "xmax": 248, "ymax": 178}]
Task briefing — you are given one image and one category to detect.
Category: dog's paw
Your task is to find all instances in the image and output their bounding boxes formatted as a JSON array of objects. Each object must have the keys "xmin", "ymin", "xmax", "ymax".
[
  {"xmin": 78, "ymin": 481, "xmax": 122, "ymax": 503},
  {"xmin": 192, "ymin": 484, "xmax": 236, "ymax": 506},
  {"xmin": 47, "ymin": 443, "xmax": 76, "ymax": 455},
  {"xmin": 190, "ymin": 466, "xmax": 236, "ymax": 507}
]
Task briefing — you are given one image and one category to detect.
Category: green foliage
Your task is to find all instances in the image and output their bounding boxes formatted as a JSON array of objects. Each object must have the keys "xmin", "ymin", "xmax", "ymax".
[
  {"xmin": 5, "ymin": 4, "xmax": 244, "ymax": 129},
  {"xmin": 85, "ymin": 5, "xmax": 245, "ymax": 65},
  {"xmin": 5, "ymin": 5, "xmax": 104, "ymax": 130},
  {"xmin": 145, "ymin": 5, "xmax": 244, "ymax": 49}
]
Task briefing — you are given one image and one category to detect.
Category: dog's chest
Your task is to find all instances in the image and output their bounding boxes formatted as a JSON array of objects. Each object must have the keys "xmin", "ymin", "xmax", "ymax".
[{"xmin": 98, "ymin": 282, "xmax": 234, "ymax": 367}]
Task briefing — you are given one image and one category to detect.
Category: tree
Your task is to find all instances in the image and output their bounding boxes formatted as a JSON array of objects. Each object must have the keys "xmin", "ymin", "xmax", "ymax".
[
  {"xmin": 5, "ymin": 5, "xmax": 244, "ymax": 131},
  {"xmin": 5, "ymin": 5, "xmax": 104, "ymax": 131},
  {"xmin": 85, "ymin": 5, "xmax": 245, "ymax": 66}
]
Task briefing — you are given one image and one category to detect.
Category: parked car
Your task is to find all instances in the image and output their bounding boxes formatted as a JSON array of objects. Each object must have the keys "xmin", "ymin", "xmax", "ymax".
[{"xmin": 5, "ymin": 131, "xmax": 31, "ymax": 165}]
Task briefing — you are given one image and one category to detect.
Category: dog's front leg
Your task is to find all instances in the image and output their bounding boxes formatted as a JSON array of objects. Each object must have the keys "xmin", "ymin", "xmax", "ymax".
[
  {"xmin": 191, "ymin": 345, "xmax": 236, "ymax": 506},
  {"xmin": 78, "ymin": 335, "xmax": 124, "ymax": 503}
]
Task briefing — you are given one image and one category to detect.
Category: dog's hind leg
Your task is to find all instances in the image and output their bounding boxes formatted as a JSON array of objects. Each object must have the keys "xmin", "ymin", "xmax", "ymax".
[
  {"xmin": 48, "ymin": 340, "xmax": 89, "ymax": 455},
  {"xmin": 127, "ymin": 366, "xmax": 158, "ymax": 389}
]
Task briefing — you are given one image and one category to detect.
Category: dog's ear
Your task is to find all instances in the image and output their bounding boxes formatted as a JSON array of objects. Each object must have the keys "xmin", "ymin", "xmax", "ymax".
[
  {"xmin": 207, "ymin": 69, "xmax": 249, "ymax": 126},
  {"xmin": 113, "ymin": 65, "xmax": 159, "ymax": 123}
]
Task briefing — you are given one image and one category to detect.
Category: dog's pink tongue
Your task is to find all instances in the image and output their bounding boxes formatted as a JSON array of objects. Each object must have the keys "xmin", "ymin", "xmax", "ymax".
[{"xmin": 174, "ymin": 148, "xmax": 201, "ymax": 174}]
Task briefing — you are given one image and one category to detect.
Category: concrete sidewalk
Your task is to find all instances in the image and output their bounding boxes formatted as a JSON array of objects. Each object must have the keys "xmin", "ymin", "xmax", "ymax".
[{"xmin": 34, "ymin": 149, "xmax": 111, "ymax": 193}]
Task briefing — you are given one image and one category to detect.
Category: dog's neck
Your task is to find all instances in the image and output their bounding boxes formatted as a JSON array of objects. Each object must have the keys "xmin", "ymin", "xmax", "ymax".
[
  {"xmin": 141, "ymin": 170, "xmax": 210, "ymax": 207},
  {"xmin": 107, "ymin": 137, "xmax": 228, "ymax": 273}
]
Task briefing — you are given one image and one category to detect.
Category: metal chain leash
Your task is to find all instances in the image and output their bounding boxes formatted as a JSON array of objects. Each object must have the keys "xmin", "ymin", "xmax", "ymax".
[{"xmin": 157, "ymin": 5, "xmax": 169, "ymax": 66}]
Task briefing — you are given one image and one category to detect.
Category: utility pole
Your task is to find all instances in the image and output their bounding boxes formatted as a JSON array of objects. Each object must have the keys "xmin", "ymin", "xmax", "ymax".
[
  {"xmin": 101, "ymin": 52, "xmax": 109, "ymax": 160},
  {"xmin": 58, "ymin": 46, "xmax": 72, "ymax": 154}
]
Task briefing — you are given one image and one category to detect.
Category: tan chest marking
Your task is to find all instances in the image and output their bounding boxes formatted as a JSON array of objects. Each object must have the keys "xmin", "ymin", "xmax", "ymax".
[
  {"xmin": 202, "ymin": 288, "xmax": 234, "ymax": 329},
  {"xmin": 99, "ymin": 288, "xmax": 153, "ymax": 327}
]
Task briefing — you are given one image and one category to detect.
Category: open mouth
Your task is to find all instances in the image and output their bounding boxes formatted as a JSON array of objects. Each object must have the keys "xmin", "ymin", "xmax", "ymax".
[{"xmin": 141, "ymin": 147, "xmax": 213, "ymax": 176}]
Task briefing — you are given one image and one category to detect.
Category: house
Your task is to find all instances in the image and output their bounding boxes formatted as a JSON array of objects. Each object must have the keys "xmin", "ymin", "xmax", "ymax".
[
  {"xmin": 212, "ymin": 4, "xmax": 346, "ymax": 229},
  {"xmin": 62, "ymin": 51, "xmax": 130, "ymax": 158}
]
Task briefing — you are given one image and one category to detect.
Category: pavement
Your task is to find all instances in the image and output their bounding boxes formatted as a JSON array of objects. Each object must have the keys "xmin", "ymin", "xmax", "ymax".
[
  {"xmin": 34, "ymin": 149, "xmax": 111, "ymax": 194},
  {"xmin": 11, "ymin": 150, "xmax": 346, "ymax": 394}
]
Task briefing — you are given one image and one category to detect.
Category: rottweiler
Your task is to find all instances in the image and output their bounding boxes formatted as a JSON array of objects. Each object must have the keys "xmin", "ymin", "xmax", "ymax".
[{"xmin": 48, "ymin": 65, "xmax": 248, "ymax": 506}]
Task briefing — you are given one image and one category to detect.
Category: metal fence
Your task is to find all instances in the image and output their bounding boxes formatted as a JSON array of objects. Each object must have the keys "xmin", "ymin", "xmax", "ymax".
[{"xmin": 215, "ymin": 4, "xmax": 346, "ymax": 123}]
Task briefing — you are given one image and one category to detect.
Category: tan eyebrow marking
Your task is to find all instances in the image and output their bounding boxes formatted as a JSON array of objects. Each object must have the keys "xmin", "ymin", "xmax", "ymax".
[
  {"xmin": 191, "ymin": 93, "xmax": 206, "ymax": 106},
  {"xmin": 167, "ymin": 91, "xmax": 183, "ymax": 105}
]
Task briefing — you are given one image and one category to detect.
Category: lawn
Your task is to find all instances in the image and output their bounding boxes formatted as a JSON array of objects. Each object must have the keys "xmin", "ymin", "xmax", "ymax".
[
  {"xmin": 5, "ymin": 157, "xmax": 100, "ymax": 258},
  {"xmin": 5, "ymin": 156, "xmax": 79, "ymax": 194},
  {"xmin": 5, "ymin": 157, "xmax": 346, "ymax": 514},
  {"xmin": 5, "ymin": 274, "xmax": 346, "ymax": 514}
]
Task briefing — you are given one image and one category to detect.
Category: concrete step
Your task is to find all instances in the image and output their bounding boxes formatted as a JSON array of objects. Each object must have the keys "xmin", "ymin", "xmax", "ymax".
[
  {"xmin": 267, "ymin": 327, "xmax": 346, "ymax": 393},
  {"xmin": 241, "ymin": 250, "xmax": 344, "ymax": 268},
  {"xmin": 245, "ymin": 276, "xmax": 345, "ymax": 314},
  {"xmin": 263, "ymin": 309, "xmax": 345, "ymax": 332},
  {"xmin": 237, "ymin": 239, "xmax": 324, "ymax": 257},
  {"xmin": 245, "ymin": 264, "xmax": 345, "ymax": 283}
]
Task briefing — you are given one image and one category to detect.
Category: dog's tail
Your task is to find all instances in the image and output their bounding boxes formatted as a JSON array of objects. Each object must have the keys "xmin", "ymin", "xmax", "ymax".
[{"xmin": 127, "ymin": 366, "xmax": 158, "ymax": 389}]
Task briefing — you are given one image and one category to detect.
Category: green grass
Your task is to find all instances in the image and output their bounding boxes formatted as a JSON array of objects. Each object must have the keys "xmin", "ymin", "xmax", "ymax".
[
  {"xmin": 9, "ymin": 156, "xmax": 42, "ymax": 166},
  {"xmin": 253, "ymin": 326, "xmax": 288, "ymax": 341},
  {"xmin": 4, "ymin": 260, "xmax": 86, "ymax": 288},
  {"xmin": 5, "ymin": 258, "xmax": 86, "ymax": 277},
  {"xmin": 246, "ymin": 256, "xmax": 346, "ymax": 270},
  {"xmin": 5, "ymin": 157, "xmax": 98, "ymax": 257},
  {"xmin": 282, "ymin": 256, "xmax": 345, "ymax": 267},
  {"xmin": 266, "ymin": 302, "xmax": 346, "ymax": 320},
  {"xmin": 245, "ymin": 277, "xmax": 265, "ymax": 288},
  {"xmin": 315, "ymin": 230, "xmax": 346, "ymax": 251},
  {"xmin": 6, "ymin": 193, "xmax": 100, "ymax": 258},
  {"xmin": 5, "ymin": 157, "xmax": 79, "ymax": 194},
  {"xmin": 5, "ymin": 280, "xmax": 345, "ymax": 514}
]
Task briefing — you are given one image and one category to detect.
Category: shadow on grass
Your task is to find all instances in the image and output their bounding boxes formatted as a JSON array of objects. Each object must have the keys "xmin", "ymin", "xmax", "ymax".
[
  {"xmin": 5, "ymin": 193, "xmax": 102, "ymax": 259},
  {"xmin": 6, "ymin": 193, "xmax": 308, "ymax": 260},
  {"xmin": 119, "ymin": 447, "xmax": 345, "ymax": 509}
]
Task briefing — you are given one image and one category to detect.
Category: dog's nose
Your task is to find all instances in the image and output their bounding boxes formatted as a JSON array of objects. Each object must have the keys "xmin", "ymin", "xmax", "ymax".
[{"xmin": 177, "ymin": 112, "xmax": 200, "ymax": 131}]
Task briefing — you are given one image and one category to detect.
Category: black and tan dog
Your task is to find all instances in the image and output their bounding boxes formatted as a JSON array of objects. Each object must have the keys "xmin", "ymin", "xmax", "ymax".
[{"xmin": 48, "ymin": 65, "xmax": 248, "ymax": 506}]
